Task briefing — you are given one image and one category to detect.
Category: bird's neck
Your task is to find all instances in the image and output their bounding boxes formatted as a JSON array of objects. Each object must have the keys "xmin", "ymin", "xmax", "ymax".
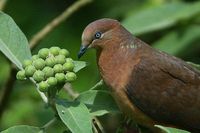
[{"xmin": 96, "ymin": 37, "xmax": 139, "ymax": 91}]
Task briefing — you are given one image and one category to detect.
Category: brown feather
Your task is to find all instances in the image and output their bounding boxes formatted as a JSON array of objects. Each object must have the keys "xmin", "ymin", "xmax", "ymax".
[
  {"xmin": 80, "ymin": 18, "xmax": 200, "ymax": 132},
  {"xmin": 125, "ymin": 39, "xmax": 200, "ymax": 132}
]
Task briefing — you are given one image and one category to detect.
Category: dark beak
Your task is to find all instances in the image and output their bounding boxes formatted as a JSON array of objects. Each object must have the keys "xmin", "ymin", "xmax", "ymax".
[{"xmin": 78, "ymin": 45, "xmax": 88, "ymax": 59}]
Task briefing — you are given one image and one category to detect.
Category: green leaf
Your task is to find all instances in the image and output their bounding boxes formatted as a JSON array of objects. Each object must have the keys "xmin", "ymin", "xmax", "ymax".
[
  {"xmin": 155, "ymin": 125, "xmax": 190, "ymax": 133},
  {"xmin": 56, "ymin": 100, "xmax": 92, "ymax": 133},
  {"xmin": 122, "ymin": 2, "xmax": 200, "ymax": 35},
  {"xmin": 153, "ymin": 25, "xmax": 200, "ymax": 56},
  {"xmin": 0, "ymin": 12, "xmax": 31, "ymax": 69},
  {"xmin": 1, "ymin": 125, "xmax": 42, "ymax": 133},
  {"xmin": 73, "ymin": 61, "xmax": 87, "ymax": 72},
  {"xmin": 76, "ymin": 90, "xmax": 120, "ymax": 116}
]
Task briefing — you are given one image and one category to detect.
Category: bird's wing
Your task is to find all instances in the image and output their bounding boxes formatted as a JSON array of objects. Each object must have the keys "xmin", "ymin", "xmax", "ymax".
[{"xmin": 125, "ymin": 44, "xmax": 200, "ymax": 132}]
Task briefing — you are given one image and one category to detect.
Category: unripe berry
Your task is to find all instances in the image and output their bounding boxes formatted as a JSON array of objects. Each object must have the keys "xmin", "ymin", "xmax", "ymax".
[
  {"xmin": 39, "ymin": 81, "xmax": 49, "ymax": 92},
  {"xmin": 53, "ymin": 64, "xmax": 63, "ymax": 73},
  {"xmin": 25, "ymin": 65, "xmax": 36, "ymax": 77},
  {"xmin": 55, "ymin": 55, "xmax": 66, "ymax": 64},
  {"xmin": 16, "ymin": 70, "xmax": 26, "ymax": 80},
  {"xmin": 45, "ymin": 56, "xmax": 56, "ymax": 67},
  {"xmin": 59, "ymin": 49, "xmax": 70, "ymax": 57},
  {"xmin": 55, "ymin": 73, "xmax": 65, "ymax": 83},
  {"xmin": 50, "ymin": 47, "xmax": 60, "ymax": 56},
  {"xmin": 47, "ymin": 77, "xmax": 57, "ymax": 86},
  {"xmin": 66, "ymin": 58, "xmax": 73, "ymax": 63},
  {"xmin": 65, "ymin": 72, "xmax": 77, "ymax": 82},
  {"xmin": 63, "ymin": 61, "xmax": 74, "ymax": 72},
  {"xmin": 33, "ymin": 58, "xmax": 45, "ymax": 70},
  {"xmin": 32, "ymin": 55, "xmax": 39, "ymax": 60},
  {"xmin": 22, "ymin": 59, "xmax": 32, "ymax": 68},
  {"xmin": 42, "ymin": 67, "xmax": 54, "ymax": 78},
  {"xmin": 33, "ymin": 70, "xmax": 45, "ymax": 82},
  {"xmin": 38, "ymin": 48, "xmax": 49, "ymax": 59}
]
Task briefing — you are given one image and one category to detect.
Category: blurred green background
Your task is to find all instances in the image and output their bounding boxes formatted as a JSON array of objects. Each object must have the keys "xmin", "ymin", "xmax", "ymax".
[{"xmin": 0, "ymin": 0, "xmax": 200, "ymax": 132}]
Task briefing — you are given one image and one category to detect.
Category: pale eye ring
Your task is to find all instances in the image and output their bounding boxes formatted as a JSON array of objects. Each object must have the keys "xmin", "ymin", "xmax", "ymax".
[{"xmin": 94, "ymin": 32, "xmax": 102, "ymax": 39}]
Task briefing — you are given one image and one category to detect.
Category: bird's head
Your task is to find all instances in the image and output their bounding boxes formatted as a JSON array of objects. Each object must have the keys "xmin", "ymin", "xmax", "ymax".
[{"xmin": 78, "ymin": 18, "xmax": 121, "ymax": 58}]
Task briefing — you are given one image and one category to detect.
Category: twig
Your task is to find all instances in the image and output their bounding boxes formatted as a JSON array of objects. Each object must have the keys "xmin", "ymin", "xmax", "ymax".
[
  {"xmin": 0, "ymin": 67, "xmax": 17, "ymax": 119},
  {"xmin": 0, "ymin": 0, "xmax": 7, "ymax": 11},
  {"xmin": 29, "ymin": 0, "xmax": 92, "ymax": 110},
  {"xmin": 30, "ymin": 78, "xmax": 48, "ymax": 103},
  {"xmin": 92, "ymin": 122, "xmax": 99, "ymax": 133},
  {"xmin": 41, "ymin": 117, "xmax": 58, "ymax": 132},
  {"xmin": 30, "ymin": 0, "xmax": 92, "ymax": 105},
  {"xmin": 29, "ymin": 0, "xmax": 92, "ymax": 49},
  {"xmin": 0, "ymin": 0, "xmax": 92, "ymax": 125},
  {"xmin": 63, "ymin": 79, "xmax": 104, "ymax": 99},
  {"xmin": 63, "ymin": 83, "xmax": 79, "ymax": 99},
  {"xmin": 90, "ymin": 79, "xmax": 104, "ymax": 90},
  {"xmin": 93, "ymin": 117, "xmax": 106, "ymax": 133},
  {"xmin": 36, "ymin": 86, "xmax": 48, "ymax": 103}
]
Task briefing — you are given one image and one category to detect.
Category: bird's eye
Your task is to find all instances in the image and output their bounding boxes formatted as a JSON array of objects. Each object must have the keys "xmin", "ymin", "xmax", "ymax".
[{"xmin": 94, "ymin": 32, "xmax": 102, "ymax": 39}]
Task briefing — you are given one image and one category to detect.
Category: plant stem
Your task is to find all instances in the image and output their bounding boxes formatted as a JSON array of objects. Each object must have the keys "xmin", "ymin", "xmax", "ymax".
[
  {"xmin": 94, "ymin": 117, "xmax": 106, "ymax": 133},
  {"xmin": 41, "ymin": 117, "xmax": 58, "ymax": 132},
  {"xmin": 0, "ymin": 0, "xmax": 92, "ymax": 125},
  {"xmin": 28, "ymin": 0, "xmax": 92, "ymax": 106},
  {"xmin": 92, "ymin": 80, "xmax": 106, "ymax": 133},
  {"xmin": 90, "ymin": 79, "xmax": 104, "ymax": 90},
  {"xmin": 29, "ymin": 0, "xmax": 92, "ymax": 49},
  {"xmin": 63, "ymin": 83, "xmax": 79, "ymax": 99},
  {"xmin": 92, "ymin": 122, "xmax": 98, "ymax": 133}
]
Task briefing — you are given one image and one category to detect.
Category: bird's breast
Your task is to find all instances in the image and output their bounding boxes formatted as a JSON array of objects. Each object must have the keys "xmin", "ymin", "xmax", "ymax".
[
  {"xmin": 96, "ymin": 48, "xmax": 158, "ymax": 130},
  {"xmin": 97, "ymin": 48, "xmax": 134, "ymax": 90}
]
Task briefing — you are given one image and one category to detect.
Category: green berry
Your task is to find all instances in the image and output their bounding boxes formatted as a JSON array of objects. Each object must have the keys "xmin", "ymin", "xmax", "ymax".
[
  {"xmin": 16, "ymin": 70, "xmax": 26, "ymax": 80},
  {"xmin": 22, "ymin": 59, "xmax": 32, "ymax": 68},
  {"xmin": 55, "ymin": 55, "xmax": 66, "ymax": 64},
  {"xmin": 55, "ymin": 73, "xmax": 65, "ymax": 83},
  {"xmin": 42, "ymin": 67, "xmax": 54, "ymax": 78},
  {"xmin": 25, "ymin": 65, "xmax": 36, "ymax": 77},
  {"xmin": 65, "ymin": 72, "xmax": 77, "ymax": 82},
  {"xmin": 47, "ymin": 77, "xmax": 57, "ymax": 86},
  {"xmin": 39, "ymin": 81, "xmax": 49, "ymax": 92},
  {"xmin": 45, "ymin": 56, "xmax": 56, "ymax": 67},
  {"xmin": 33, "ymin": 70, "xmax": 45, "ymax": 82},
  {"xmin": 32, "ymin": 55, "xmax": 39, "ymax": 60},
  {"xmin": 33, "ymin": 58, "xmax": 46, "ymax": 70},
  {"xmin": 53, "ymin": 64, "xmax": 63, "ymax": 73},
  {"xmin": 38, "ymin": 48, "xmax": 49, "ymax": 59},
  {"xmin": 63, "ymin": 61, "xmax": 74, "ymax": 72},
  {"xmin": 59, "ymin": 49, "xmax": 70, "ymax": 57},
  {"xmin": 50, "ymin": 47, "xmax": 60, "ymax": 56},
  {"xmin": 66, "ymin": 58, "xmax": 73, "ymax": 63}
]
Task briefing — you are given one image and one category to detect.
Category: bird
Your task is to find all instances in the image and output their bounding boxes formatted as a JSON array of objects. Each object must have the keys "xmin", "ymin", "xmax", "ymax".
[{"xmin": 78, "ymin": 18, "xmax": 200, "ymax": 133}]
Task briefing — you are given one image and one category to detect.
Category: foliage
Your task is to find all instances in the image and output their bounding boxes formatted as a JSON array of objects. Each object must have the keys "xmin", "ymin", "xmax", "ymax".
[
  {"xmin": 122, "ymin": 2, "xmax": 200, "ymax": 35},
  {"xmin": 56, "ymin": 100, "xmax": 93, "ymax": 133},
  {"xmin": 1, "ymin": 125, "xmax": 42, "ymax": 133},
  {"xmin": 76, "ymin": 90, "xmax": 120, "ymax": 116},
  {"xmin": 0, "ymin": 11, "xmax": 31, "ymax": 69},
  {"xmin": 0, "ymin": 0, "xmax": 200, "ymax": 133}
]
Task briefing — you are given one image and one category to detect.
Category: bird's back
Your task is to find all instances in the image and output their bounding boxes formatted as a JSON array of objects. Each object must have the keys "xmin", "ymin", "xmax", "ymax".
[{"xmin": 125, "ymin": 38, "xmax": 200, "ymax": 132}]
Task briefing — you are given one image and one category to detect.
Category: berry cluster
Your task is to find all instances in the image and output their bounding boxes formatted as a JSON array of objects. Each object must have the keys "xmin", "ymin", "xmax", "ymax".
[{"xmin": 16, "ymin": 47, "xmax": 77, "ymax": 92}]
